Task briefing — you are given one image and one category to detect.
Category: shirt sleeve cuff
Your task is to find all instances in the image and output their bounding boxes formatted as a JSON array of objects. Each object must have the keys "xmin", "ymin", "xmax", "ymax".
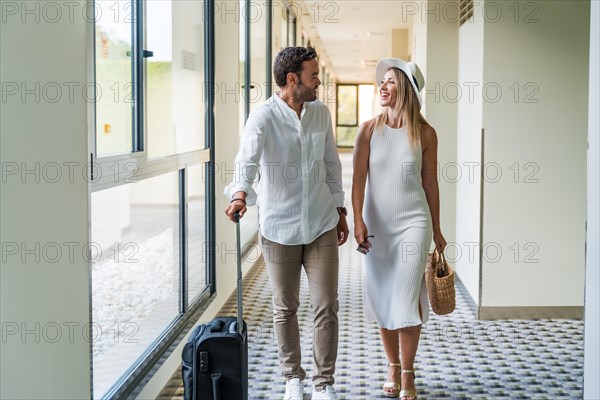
[
  {"xmin": 332, "ymin": 192, "xmax": 345, "ymax": 208},
  {"xmin": 223, "ymin": 183, "xmax": 258, "ymax": 206}
]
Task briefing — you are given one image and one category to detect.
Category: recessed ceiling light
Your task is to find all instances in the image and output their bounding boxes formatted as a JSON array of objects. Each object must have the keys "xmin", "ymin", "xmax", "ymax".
[{"xmin": 361, "ymin": 59, "xmax": 378, "ymax": 67}]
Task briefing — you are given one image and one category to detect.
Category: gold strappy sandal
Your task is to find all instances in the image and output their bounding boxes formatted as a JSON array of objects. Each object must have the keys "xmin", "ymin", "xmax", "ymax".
[
  {"xmin": 399, "ymin": 369, "xmax": 417, "ymax": 400},
  {"xmin": 382, "ymin": 362, "xmax": 401, "ymax": 398}
]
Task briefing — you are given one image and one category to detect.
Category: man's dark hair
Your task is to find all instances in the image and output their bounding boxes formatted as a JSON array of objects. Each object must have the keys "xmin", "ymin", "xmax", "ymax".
[{"xmin": 273, "ymin": 47, "xmax": 318, "ymax": 87}]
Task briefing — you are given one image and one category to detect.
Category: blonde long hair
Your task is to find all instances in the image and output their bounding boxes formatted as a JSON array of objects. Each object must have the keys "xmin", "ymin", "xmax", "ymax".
[{"xmin": 374, "ymin": 68, "xmax": 428, "ymax": 151}]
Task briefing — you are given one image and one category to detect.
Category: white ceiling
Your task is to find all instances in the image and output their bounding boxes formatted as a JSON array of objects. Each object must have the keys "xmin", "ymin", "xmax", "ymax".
[{"xmin": 298, "ymin": 1, "xmax": 413, "ymax": 84}]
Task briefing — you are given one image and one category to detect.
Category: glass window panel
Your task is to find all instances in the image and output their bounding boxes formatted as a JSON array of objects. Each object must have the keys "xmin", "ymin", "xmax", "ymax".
[
  {"xmin": 95, "ymin": 0, "xmax": 134, "ymax": 156},
  {"xmin": 358, "ymin": 84, "xmax": 375, "ymax": 124},
  {"xmin": 337, "ymin": 85, "xmax": 358, "ymax": 126},
  {"xmin": 187, "ymin": 164, "xmax": 207, "ymax": 302},
  {"xmin": 147, "ymin": 0, "xmax": 205, "ymax": 158},
  {"xmin": 91, "ymin": 172, "xmax": 180, "ymax": 398},
  {"xmin": 336, "ymin": 126, "xmax": 357, "ymax": 147}
]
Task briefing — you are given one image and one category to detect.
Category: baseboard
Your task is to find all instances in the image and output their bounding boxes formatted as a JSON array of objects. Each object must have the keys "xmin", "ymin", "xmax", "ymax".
[
  {"xmin": 478, "ymin": 306, "xmax": 584, "ymax": 320},
  {"xmin": 453, "ymin": 275, "xmax": 583, "ymax": 320}
]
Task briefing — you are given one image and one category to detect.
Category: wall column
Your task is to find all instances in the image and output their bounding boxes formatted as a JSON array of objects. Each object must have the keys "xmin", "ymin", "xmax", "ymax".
[{"xmin": 0, "ymin": 1, "xmax": 92, "ymax": 398}]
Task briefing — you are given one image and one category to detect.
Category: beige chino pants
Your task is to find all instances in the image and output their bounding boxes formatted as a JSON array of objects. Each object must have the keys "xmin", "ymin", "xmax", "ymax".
[{"xmin": 260, "ymin": 228, "xmax": 340, "ymax": 389}]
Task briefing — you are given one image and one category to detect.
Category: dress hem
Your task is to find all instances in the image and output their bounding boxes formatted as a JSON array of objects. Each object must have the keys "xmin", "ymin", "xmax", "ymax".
[{"xmin": 365, "ymin": 315, "xmax": 429, "ymax": 330}]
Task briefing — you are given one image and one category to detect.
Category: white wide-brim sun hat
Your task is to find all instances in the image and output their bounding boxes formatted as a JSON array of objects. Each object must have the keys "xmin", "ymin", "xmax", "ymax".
[{"xmin": 375, "ymin": 58, "xmax": 425, "ymax": 110}]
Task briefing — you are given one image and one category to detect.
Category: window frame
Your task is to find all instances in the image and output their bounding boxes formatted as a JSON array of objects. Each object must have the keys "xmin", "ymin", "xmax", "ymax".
[
  {"xmin": 89, "ymin": 0, "xmax": 216, "ymax": 398},
  {"xmin": 335, "ymin": 82, "xmax": 374, "ymax": 148}
]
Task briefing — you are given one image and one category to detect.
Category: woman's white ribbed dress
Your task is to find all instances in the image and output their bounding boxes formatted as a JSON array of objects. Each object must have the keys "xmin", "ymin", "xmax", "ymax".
[{"xmin": 363, "ymin": 124, "xmax": 432, "ymax": 329}]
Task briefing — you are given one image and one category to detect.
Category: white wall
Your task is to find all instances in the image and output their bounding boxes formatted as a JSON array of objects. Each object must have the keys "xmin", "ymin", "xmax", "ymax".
[
  {"xmin": 250, "ymin": 0, "xmax": 269, "ymax": 111},
  {"xmin": 0, "ymin": 1, "xmax": 92, "ymax": 398},
  {"xmin": 481, "ymin": 0, "xmax": 589, "ymax": 308},
  {"xmin": 411, "ymin": 10, "xmax": 427, "ymax": 76},
  {"xmin": 584, "ymin": 1, "xmax": 599, "ymax": 397},
  {"xmin": 423, "ymin": 0, "xmax": 458, "ymax": 270},
  {"xmin": 455, "ymin": 1, "xmax": 485, "ymax": 305}
]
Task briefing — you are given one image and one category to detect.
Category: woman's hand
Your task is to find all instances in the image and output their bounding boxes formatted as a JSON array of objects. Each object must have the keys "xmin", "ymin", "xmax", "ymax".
[
  {"xmin": 354, "ymin": 219, "xmax": 372, "ymax": 254},
  {"xmin": 354, "ymin": 219, "xmax": 369, "ymax": 244},
  {"xmin": 433, "ymin": 229, "xmax": 447, "ymax": 254}
]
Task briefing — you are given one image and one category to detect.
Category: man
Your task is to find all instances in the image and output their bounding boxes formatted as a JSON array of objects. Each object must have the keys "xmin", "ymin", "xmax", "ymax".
[{"xmin": 224, "ymin": 47, "xmax": 348, "ymax": 400}]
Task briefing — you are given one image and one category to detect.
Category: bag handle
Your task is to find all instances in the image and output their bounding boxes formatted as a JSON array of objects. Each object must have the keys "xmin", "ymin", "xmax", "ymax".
[
  {"xmin": 233, "ymin": 212, "xmax": 244, "ymax": 336},
  {"xmin": 433, "ymin": 249, "xmax": 447, "ymax": 278},
  {"xmin": 211, "ymin": 373, "xmax": 222, "ymax": 400}
]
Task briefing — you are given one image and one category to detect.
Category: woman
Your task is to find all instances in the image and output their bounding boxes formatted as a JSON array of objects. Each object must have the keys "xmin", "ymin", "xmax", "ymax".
[{"xmin": 352, "ymin": 59, "xmax": 447, "ymax": 400}]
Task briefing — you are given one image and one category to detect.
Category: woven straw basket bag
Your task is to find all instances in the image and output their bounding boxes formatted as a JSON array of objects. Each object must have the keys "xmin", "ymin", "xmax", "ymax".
[{"xmin": 425, "ymin": 250, "xmax": 456, "ymax": 315}]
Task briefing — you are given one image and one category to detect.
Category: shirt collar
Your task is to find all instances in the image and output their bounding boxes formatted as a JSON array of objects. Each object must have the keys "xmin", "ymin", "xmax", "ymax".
[{"xmin": 273, "ymin": 92, "xmax": 307, "ymax": 120}]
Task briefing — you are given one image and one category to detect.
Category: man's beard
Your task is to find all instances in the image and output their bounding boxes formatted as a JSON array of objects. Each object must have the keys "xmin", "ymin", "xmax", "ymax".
[{"xmin": 296, "ymin": 83, "xmax": 318, "ymax": 102}]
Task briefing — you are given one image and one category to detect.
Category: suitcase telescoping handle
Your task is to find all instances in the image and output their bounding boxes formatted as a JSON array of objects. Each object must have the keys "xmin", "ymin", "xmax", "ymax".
[
  {"xmin": 211, "ymin": 373, "xmax": 222, "ymax": 400},
  {"xmin": 234, "ymin": 212, "xmax": 243, "ymax": 336}
]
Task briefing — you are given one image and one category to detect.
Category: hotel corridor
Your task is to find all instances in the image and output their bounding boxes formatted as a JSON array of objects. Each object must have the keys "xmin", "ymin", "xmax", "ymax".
[{"xmin": 158, "ymin": 153, "xmax": 583, "ymax": 400}]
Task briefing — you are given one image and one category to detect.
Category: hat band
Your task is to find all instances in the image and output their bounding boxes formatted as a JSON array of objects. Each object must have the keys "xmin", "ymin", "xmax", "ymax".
[{"xmin": 411, "ymin": 75, "xmax": 420, "ymax": 91}]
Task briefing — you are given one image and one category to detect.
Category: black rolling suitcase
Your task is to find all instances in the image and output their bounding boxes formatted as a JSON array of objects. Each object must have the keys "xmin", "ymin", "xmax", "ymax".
[{"xmin": 182, "ymin": 213, "xmax": 248, "ymax": 400}]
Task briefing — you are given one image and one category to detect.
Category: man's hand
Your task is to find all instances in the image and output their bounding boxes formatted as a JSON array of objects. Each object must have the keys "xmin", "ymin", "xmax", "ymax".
[
  {"xmin": 225, "ymin": 192, "xmax": 248, "ymax": 222},
  {"xmin": 337, "ymin": 215, "xmax": 349, "ymax": 246}
]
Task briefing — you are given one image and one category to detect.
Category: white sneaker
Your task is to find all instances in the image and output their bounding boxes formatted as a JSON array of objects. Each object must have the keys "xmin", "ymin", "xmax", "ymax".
[
  {"xmin": 284, "ymin": 378, "xmax": 304, "ymax": 400},
  {"xmin": 311, "ymin": 385, "xmax": 339, "ymax": 400}
]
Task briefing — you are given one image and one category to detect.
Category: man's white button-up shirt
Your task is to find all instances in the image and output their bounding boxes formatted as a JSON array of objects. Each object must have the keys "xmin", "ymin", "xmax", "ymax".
[{"xmin": 224, "ymin": 94, "xmax": 345, "ymax": 245}]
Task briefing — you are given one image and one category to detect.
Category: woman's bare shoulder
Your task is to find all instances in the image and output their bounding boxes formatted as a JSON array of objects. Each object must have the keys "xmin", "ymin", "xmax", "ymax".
[
  {"xmin": 421, "ymin": 123, "xmax": 437, "ymax": 140},
  {"xmin": 359, "ymin": 117, "xmax": 378, "ymax": 131},
  {"xmin": 420, "ymin": 123, "xmax": 437, "ymax": 137},
  {"xmin": 357, "ymin": 118, "xmax": 378, "ymax": 139},
  {"xmin": 420, "ymin": 123, "xmax": 438, "ymax": 151}
]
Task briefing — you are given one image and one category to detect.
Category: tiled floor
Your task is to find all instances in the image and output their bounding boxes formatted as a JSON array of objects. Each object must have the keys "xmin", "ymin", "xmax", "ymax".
[
  {"xmin": 157, "ymin": 153, "xmax": 584, "ymax": 399},
  {"xmin": 157, "ymin": 256, "xmax": 584, "ymax": 400}
]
